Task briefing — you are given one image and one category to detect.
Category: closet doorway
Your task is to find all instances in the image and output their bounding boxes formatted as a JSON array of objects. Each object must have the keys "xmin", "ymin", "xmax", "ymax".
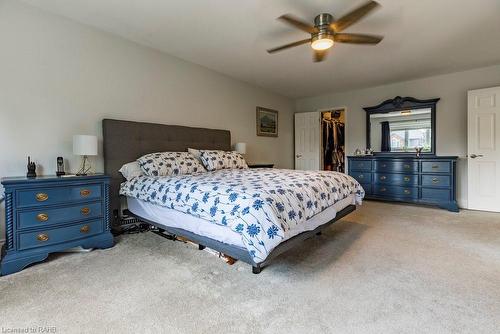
[{"xmin": 321, "ymin": 108, "xmax": 346, "ymax": 173}]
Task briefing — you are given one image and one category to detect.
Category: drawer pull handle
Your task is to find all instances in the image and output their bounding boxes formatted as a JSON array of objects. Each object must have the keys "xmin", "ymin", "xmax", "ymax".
[
  {"xmin": 80, "ymin": 189, "xmax": 91, "ymax": 197},
  {"xmin": 36, "ymin": 193, "xmax": 48, "ymax": 202},
  {"xmin": 80, "ymin": 225, "xmax": 90, "ymax": 233},
  {"xmin": 381, "ymin": 164, "xmax": 387, "ymax": 168},
  {"xmin": 36, "ymin": 213, "xmax": 49, "ymax": 222},
  {"xmin": 404, "ymin": 176, "xmax": 411, "ymax": 182},
  {"xmin": 380, "ymin": 187, "xmax": 387, "ymax": 192},
  {"xmin": 432, "ymin": 165, "xmax": 439, "ymax": 169},
  {"xmin": 358, "ymin": 174, "xmax": 364, "ymax": 179},
  {"xmin": 432, "ymin": 178, "xmax": 440, "ymax": 183},
  {"xmin": 359, "ymin": 163, "xmax": 364, "ymax": 167},
  {"xmin": 81, "ymin": 207, "xmax": 91, "ymax": 215},
  {"xmin": 404, "ymin": 189, "xmax": 411, "ymax": 194},
  {"xmin": 37, "ymin": 234, "xmax": 49, "ymax": 242},
  {"xmin": 380, "ymin": 176, "xmax": 387, "ymax": 180}
]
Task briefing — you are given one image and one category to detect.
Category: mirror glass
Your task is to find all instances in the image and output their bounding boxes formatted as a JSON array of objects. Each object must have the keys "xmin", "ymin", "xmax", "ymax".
[{"xmin": 369, "ymin": 108, "xmax": 432, "ymax": 153}]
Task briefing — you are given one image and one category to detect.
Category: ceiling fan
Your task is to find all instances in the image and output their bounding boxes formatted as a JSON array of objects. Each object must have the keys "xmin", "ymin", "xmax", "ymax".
[{"xmin": 267, "ymin": 1, "xmax": 384, "ymax": 62}]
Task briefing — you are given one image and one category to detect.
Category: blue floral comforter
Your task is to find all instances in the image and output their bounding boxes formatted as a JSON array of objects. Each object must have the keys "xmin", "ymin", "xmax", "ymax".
[{"xmin": 120, "ymin": 168, "xmax": 364, "ymax": 263}]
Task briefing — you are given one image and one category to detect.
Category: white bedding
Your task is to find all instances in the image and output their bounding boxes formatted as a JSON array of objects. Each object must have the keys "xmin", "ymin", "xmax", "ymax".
[{"xmin": 127, "ymin": 193, "xmax": 357, "ymax": 248}]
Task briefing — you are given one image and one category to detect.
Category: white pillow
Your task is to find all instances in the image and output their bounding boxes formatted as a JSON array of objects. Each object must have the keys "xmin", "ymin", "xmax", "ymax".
[
  {"xmin": 119, "ymin": 161, "xmax": 143, "ymax": 180},
  {"xmin": 187, "ymin": 148, "xmax": 202, "ymax": 163}
]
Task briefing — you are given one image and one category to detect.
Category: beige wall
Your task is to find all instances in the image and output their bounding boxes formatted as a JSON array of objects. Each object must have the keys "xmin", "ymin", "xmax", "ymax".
[
  {"xmin": 0, "ymin": 1, "xmax": 294, "ymax": 241},
  {"xmin": 296, "ymin": 65, "xmax": 500, "ymax": 208}
]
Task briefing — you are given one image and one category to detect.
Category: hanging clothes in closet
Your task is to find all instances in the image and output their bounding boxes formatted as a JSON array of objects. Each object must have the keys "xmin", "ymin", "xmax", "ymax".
[{"xmin": 322, "ymin": 113, "xmax": 345, "ymax": 173}]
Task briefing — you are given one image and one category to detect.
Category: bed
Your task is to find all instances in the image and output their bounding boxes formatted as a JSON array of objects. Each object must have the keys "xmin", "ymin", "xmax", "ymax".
[{"xmin": 103, "ymin": 119, "xmax": 364, "ymax": 273}]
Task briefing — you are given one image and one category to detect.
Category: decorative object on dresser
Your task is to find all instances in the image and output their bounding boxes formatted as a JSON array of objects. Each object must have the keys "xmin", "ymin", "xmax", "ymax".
[
  {"xmin": 26, "ymin": 156, "xmax": 36, "ymax": 178},
  {"xmin": 73, "ymin": 135, "xmax": 98, "ymax": 176},
  {"xmin": 0, "ymin": 174, "xmax": 114, "ymax": 275},
  {"xmin": 348, "ymin": 156, "xmax": 458, "ymax": 212},
  {"xmin": 248, "ymin": 163, "xmax": 274, "ymax": 168},
  {"xmin": 256, "ymin": 107, "xmax": 278, "ymax": 137},
  {"xmin": 56, "ymin": 156, "xmax": 66, "ymax": 176}
]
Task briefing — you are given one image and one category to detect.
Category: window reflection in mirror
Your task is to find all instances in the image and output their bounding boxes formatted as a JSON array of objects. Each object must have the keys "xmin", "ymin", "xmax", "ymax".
[{"xmin": 370, "ymin": 108, "xmax": 432, "ymax": 153}]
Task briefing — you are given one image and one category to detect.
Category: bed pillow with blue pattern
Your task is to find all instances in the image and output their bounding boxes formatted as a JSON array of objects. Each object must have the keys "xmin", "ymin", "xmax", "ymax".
[
  {"xmin": 199, "ymin": 150, "xmax": 248, "ymax": 171},
  {"xmin": 137, "ymin": 152, "xmax": 206, "ymax": 177}
]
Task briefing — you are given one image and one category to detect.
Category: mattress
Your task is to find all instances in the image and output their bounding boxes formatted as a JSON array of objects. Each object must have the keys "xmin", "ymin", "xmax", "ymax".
[{"xmin": 127, "ymin": 193, "xmax": 357, "ymax": 248}]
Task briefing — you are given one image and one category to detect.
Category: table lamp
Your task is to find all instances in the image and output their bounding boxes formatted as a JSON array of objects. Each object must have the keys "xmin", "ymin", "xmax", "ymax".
[
  {"xmin": 73, "ymin": 135, "xmax": 97, "ymax": 176},
  {"xmin": 234, "ymin": 142, "xmax": 247, "ymax": 155}
]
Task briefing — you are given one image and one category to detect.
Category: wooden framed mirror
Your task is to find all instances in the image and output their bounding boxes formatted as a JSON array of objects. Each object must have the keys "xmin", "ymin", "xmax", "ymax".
[{"xmin": 364, "ymin": 96, "xmax": 439, "ymax": 155}]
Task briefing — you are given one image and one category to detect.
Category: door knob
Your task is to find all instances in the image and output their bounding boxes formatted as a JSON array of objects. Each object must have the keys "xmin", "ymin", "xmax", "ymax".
[
  {"xmin": 296, "ymin": 154, "xmax": 302, "ymax": 158},
  {"xmin": 470, "ymin": 154, "xmax": 484, "ymax": 159}
]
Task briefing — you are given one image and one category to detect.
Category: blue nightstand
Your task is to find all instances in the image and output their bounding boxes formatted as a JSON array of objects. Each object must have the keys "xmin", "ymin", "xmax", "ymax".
[{"xmin": 1, "ymin": 174, "xmax": 114, "ymax": 275}]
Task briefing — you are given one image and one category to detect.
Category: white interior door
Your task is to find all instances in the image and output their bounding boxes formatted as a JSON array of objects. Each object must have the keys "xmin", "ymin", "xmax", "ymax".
[
  {"xmin": 467, "ymin": 87, "xmax": 500, "ymax": 212},
  {"xmin": 294, "ymin": 112, "xmax": 320, "ymax": 170}
]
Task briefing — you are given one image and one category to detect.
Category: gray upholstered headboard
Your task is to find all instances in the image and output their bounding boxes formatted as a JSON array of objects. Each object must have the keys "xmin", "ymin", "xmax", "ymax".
[{"xmin": 102, "ymin": 119, "xmax": 231, "ymax": 226}]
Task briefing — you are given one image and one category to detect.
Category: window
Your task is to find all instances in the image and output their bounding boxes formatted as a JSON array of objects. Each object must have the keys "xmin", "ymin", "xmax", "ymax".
[{"xmin": 390, "ymin": 120, "xmax": 431, "ymax": 152}]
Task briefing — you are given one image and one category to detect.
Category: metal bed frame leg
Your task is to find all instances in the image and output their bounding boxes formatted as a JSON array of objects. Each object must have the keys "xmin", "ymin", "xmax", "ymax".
[
  {"xmin": 198, "ymin": 244, "xmax": 206, "ymax": 250},
  {"xmin": 316, "ymin": 231, "xmax": 322, "ymax": 236},
  {"xmin": 252, "ymin": 265, "xmax": 262, "ymax": 274}
]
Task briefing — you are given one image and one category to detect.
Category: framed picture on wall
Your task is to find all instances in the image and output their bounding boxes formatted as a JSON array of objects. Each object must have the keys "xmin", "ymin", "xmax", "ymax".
[{"xmin": 256, "ymin": 107, "xmax": 278, "ymax": 137}]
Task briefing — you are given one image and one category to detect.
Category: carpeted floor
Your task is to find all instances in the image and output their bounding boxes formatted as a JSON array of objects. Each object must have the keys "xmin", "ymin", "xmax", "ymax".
[{"xmin": 1, "ymin": 201, "xmax": 500, "ymax": 334}]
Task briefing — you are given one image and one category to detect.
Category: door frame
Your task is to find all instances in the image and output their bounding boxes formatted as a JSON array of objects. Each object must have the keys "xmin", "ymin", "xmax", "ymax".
[{"xmin": 317, "ymin": 106, "xmax": 348, "ymax": 172}]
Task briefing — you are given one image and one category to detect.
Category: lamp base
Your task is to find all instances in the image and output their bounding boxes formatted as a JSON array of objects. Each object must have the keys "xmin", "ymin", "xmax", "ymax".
[{"xmin": 76, "ymin": 155, "xmax": 92, "ymax": 176}]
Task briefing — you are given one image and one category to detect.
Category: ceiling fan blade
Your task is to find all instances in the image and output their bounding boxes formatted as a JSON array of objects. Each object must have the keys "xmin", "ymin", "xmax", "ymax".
[
  {"xmin": 334, "ymin": 33, "xmax": 383, "ymax": 44},
  {"xmin": 278, "ymin": 14, "xmax": 318, "ymax": 34},
  {"xmin": 313, "ymin": 49, "xmax": 329, "ymax": 62},
  {"xmin": 331, "ymin": 1, "xmax": 381, "ymax": 32},
  {"xmin": 267, "ymin": 38, "xmax": 311, "ymax": 53}
]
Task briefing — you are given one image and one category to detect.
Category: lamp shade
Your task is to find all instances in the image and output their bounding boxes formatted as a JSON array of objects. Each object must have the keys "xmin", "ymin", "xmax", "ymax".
[
  {"xmin": 73, "ymin": 135, "xmax": 98, "ymax": 156},
  {"xmin": 234, "ymin": 142, "xmax": 247, "ymax": 154}
]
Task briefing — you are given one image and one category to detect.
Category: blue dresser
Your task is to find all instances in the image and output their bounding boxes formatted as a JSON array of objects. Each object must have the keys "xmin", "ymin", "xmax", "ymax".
[
  {"xmin": 348, "ymin": 156, "xmax": 459, "ymax": 212},
  {"xmin": 1, "ymin": 174, "xmax": 114, "ymax": 275}
]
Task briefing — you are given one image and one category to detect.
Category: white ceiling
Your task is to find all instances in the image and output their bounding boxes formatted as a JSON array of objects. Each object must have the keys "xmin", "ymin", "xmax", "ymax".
[{"xmin": 22, "ymin": 0, "xmax": 500, "ymax": 98}]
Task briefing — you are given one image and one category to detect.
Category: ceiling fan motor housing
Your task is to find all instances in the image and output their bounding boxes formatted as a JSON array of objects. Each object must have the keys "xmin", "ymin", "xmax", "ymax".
[{"xmin": 313, "ymin": 13, "xmax": 334, "ymax": 42}]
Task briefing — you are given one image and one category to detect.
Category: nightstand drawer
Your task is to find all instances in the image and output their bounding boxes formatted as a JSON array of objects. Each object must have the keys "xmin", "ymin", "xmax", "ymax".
[
  {"xmin": 17, "ymin": 184, "xmax": 102, "ymax": 208},
  {"xmin": 18, "ymin": 219, "xmax": 104, "ymax": 251},
  {"xmin": 18, "ymin": 202, "xmax": 103, "ymax": 229}
]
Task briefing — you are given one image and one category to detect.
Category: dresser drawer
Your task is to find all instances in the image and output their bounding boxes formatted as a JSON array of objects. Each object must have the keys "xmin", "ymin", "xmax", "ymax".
[
  {"xmin": 422, "ymin": 175, "xmax": 451, "ymax": 188},
  {"xmin": 18, "ymin": 202, "xmax": 103, "ymax": 229},
  {"xmin": 374, "ymin": 160, "xmax": 418, "ymax": 173},
  {"xmin": 373, "ymin": 185, "xmax": 418, "ymax": 199},
  {"xmin": 18, "ymin": 219, "xmax": 104, "ymax": 251},
  {"xmin": 374, "ymin": 173, "xmax": 418, "ymax": 186},
  {"xmin": 350, "ymin": 160, "xmax": 372, "ymax": 171},
  {"xmin": 421, "ymin": 188, "xmax": 451, "ymax": 202},
  {"xmin": 351, "ymin": 171, "xmax": 372, "ymax": 184},
  {"xmin": 421, "ymin": 161, "xmax": 451, "ymax": 174},
  {"xmin": 17, "ymin": 184, "xmax": 102, "ymax": 208}
]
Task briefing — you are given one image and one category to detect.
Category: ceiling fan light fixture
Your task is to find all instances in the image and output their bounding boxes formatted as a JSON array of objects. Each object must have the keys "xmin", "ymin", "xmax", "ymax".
[{"xmin": 311, "ymin": 37, "xmax": 334, "ymax": 51}]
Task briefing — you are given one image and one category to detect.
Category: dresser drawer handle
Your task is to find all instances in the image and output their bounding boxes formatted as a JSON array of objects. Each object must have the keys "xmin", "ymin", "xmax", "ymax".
[
  {"xmin": 81, "ymin": 207, "xmax": 91, "ymax": 215},
  {"xmin": 404, "ymin": 189, "xmax": 411, "ymax": 194},
  {"xmin": 432, "ymin": 178, "xmax": 440, "ymax": 183},
  {"xmin": 380, "ymin": 187, "xmax": 387, "ymax": 192},
  {"xmin": 36, "ymin": 213, "xmax": 49, "ymax": 222},
  {"xmin": 404, "ymin": 176, "xmax": 411, "ymax": 182},
  {"xmin": 36, "ymin": 193, "xmax": 48, "ymax": 202},
  {"xmin": 404, "ymin": 164, "xmax": 410, "ymax": 169},
  {"xmin": 381, "ymin": 164, "xmax": 387, "ymax": 168},
  {"xmin": 37, "ymin": 233, "xmax": 49, "ymax": 242},
  {"xmin": 80, "ymin": 225, "xmax": 90, "ymax": 233},
  {"xmin": 359, "ymin": 163, "xmax": 364, "ymax": 167},
  {"xmin": 432, "ymin": 165, "xmax": 439, "ymax": 169},
  {"xmin": 380, "ymin": 176, "xmax": 387, "ymax": 180},
  {"xmin": 358, "ymin": 174, "xmax": 364, "ymax": 179},
  {"xmin": 80, "ymin": 189, "xmax": 91, "ymax": 197}
]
